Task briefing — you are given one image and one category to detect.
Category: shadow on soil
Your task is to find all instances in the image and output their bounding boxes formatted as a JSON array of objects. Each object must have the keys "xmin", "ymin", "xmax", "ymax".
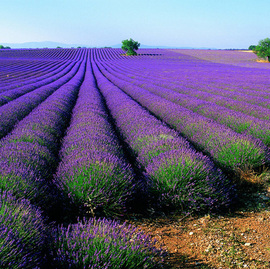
[{"xmin": 164, "ymin": 253, "xmax": 214, "ymax": 269}]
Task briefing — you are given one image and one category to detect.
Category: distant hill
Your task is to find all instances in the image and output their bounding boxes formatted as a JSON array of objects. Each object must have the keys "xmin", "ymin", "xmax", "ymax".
[
  {"xmin": 1, "ymin": 41, "xmax": 87, "ymax": 49},
  {"xmin": 1, "ymin": 41, "xmax": 216, "ymax": 50}
]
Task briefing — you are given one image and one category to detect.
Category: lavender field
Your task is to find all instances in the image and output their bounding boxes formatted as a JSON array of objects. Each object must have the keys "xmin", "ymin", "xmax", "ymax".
[{"xmin": 1, "ymin": 48, "xmax": 270, "ymax": 268}]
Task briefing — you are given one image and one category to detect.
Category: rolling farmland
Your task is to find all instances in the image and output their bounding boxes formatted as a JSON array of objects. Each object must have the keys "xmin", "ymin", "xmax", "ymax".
[{"xmin": 1, "ymin": 48, "xmax": 270, "ymax": 268}]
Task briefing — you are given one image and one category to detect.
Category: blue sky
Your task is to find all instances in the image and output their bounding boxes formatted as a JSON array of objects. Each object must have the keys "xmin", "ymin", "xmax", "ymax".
[{"xmin": 1, "ymin": 0, "xmax": 270, "ymax": 48}]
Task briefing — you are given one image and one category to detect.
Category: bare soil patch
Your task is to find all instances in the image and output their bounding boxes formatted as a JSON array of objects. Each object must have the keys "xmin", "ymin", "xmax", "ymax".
[
  {"xmin": 128, "ymin": 181, "xmax": 270, "ymax": 268},
  {"xmin": 129, "ymin": 210, "xmax": 270, "ymax": 268}
]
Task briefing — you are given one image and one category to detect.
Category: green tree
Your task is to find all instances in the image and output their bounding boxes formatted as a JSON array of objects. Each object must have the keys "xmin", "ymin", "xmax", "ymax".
[
  {"xmin": 0, "ymin": 45, "xmax": 11, "ymax": 49},
  {"xmin": 248, "ymin": 45, "xmax": 256, "ymax": 50},
  {"xmin": 253, "ymin": 38, "xmax": 270, "ymax": 62},
  {"xmin": 121, "ymin": 38, "xmax": 140, "ymax": 56}
]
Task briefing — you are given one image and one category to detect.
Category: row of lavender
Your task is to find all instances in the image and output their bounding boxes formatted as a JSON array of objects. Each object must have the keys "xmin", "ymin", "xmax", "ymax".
[
  {"xmin": 0, "ymin": 47, "xmax": 84, "ymax": 61},
  {"xmin": 51, "ymin": 60, "xmax": 162, "ymax": 267},
  {"xmin": 0, "ymin": 48, "xmax": 84, "ymax": 89},
  {"xmin": 0, "ymin": 60, "xmax": 56, "ymax": 85},
  {"xmin": 91, "ymin": 57, "xmax": 235, "ymax": 211},
  {"xmin": 0, "ymin": 61, "xmax": 75, "ymax": 106},
  {"xmin": 99, "ymin": 60, "xmax": 270, "ymax": 149},
  {"xmin": 96, "ymin": 60, "xmax": 270, "ymax": 174},
  {"xmin": 0, "ymin": 50, "xmax": 86, "ymax": 267},
  {"xmin": 0, "ymin": 60, "xmax": 68, "ymax": 90},
  {"xmin": 0, "ymin": 49, "xmax": 83, "ymax": 267},
  {"xmin": 0, "ymin": 51, "xmax": 164, "ymax": 268},
  {"xmin": 102, "ymin": 50, "xmax": 270, "ymax": 112},
  {"xmin": 1, "ymin": 191, "xmax": 162, "ymax": 268}
]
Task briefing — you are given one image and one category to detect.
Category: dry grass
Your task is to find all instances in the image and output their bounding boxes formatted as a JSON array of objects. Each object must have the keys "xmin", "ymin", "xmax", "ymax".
[
  {"xmin": 256, "ymin": 59, "xmax": 269, "ymax": 63},
  {"xmin": 240, "ymin": 50, "xmax": 253, "ymax": 53},
  {"xmin": 235, "ymin": 166, "xmax": 269, "ymax": 190}
]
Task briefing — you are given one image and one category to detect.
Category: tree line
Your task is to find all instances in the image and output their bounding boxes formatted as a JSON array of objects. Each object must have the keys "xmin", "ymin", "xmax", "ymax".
[{"xmin": 0, "ymin": 45, "xmax": 11, "ymax": 49}]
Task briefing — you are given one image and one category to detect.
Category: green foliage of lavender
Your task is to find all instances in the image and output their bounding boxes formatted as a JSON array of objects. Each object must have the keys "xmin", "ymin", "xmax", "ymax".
[
  {"xmin": 216, "ymin": 139, "xmax": 269, "ymax": 172},
  {"xmin": 0, "ymin": 150, "xmax": 52, "ymax": 209},
  {"xmin": 147, "ymin": 150, "xmax": 235, "ymax": 212},
  {"xmin": 50, "ymin": 218, "xmax": 164, "ymax": 269},
  {"xmin": 57, "ymin": 157, "xmax": 135, "ymax": 217},
  {"xmin": 0, "ymin": 191, "xmax": 46, "ymax": 268}
]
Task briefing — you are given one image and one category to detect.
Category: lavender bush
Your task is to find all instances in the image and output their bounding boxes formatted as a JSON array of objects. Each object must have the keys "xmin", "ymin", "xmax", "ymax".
[
  {"xmin": 0, "ymin": 191, "xmax": 47, "ymax": 268},
  {"xmin": 50, "ymin": 218, "xmax": 164, "ymax": 268}
]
